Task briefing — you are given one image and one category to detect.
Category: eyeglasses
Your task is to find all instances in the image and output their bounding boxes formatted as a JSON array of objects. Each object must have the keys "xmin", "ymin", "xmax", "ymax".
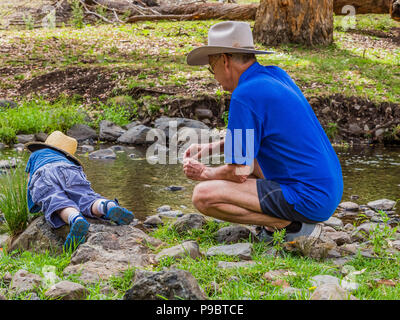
[{"xmin": 208, "ymin": 54, "xmax": 232, "ymax": 75}]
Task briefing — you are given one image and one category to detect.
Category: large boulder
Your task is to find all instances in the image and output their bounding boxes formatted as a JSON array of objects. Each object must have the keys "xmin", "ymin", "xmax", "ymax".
[
  {"xmin": 154, "ymin": 117, "xmax": 209, "ymax": 139},
  {"xmin": 44, "ymin": 281, "xmax": 89, "ymax": 300},
  {"xmin": 99, "ymin": 120, "xmax": 126, "ymax": 142},
  {"xmin": 117, "ymin": 125, "xmax": 153, "ymax": 145},
  {"xmin": 8, "ymin": 216, "xmax": 69, "ymax": 254},
  {"xmin": 9, "ymin": 269, "xmax": 42, "ymax": 295},
  {"xmin": 124, "ymin": 268, "xmax": 207, "ymax": 300},
  {"xmin": 63, "ymin": 223, "xmax": 162, "ymax": 283},
  {"xmin": 67, "ymin": 124, "xmax": 98, "ymax": 143}
]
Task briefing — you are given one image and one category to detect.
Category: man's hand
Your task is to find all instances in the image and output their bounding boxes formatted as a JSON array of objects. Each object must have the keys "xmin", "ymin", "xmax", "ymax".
[
  {"xmin": 183, "ymin": 143, "xmax": 211, "ymax": 161},
  {"xmin": 183, "ymin": 158, "xmax": 210, "ymax": 181}
]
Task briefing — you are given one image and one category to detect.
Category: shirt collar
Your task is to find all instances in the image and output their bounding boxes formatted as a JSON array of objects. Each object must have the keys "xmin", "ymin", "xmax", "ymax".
[{"xmin": 238, "ymin": 61, "xmax": 260, "ymax": 86}]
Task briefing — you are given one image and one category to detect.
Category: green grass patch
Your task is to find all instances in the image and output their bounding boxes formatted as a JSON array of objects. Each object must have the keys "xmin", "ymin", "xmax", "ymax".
[{"xmin": 0, "ymin": 97, "xmax": 87, "ymax": 144}]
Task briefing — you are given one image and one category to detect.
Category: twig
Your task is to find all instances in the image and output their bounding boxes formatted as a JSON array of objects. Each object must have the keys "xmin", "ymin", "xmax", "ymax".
[{"xmin": 78, "ymin": 0, "xmax": 119, "ymax": 24}]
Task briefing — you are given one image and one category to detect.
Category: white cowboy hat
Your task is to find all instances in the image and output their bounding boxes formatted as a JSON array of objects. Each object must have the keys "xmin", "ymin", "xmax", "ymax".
[{"xmin": 187, "ymin": 21, "xmax": 274, "ymax": 66}]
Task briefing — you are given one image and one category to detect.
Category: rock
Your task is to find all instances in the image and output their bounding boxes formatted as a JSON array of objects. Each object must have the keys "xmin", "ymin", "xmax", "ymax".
[
  {"xmin": 10, "ymin": 270, "xmax": 42, "ymax": 295},
  {"xmin": 0, "ymin": 100, "xmax": 17, "ymax": 109},
  {"xmin": 67, "ymin": 124, "xmax": 98, "ymax": 143},
  {"xmin": 348, "ymin": 124, "xmax": 363, "ymax": 135},
  {"xmin": 343, "ymin": 223, "xmax": 355, "ymax": 232},
  {"xmin": 171, "ymin": 214, "xmax": 207, "ymax": 234},
  {"xmin": 0, "ymin": 233, "xmax": 9, "ymax": 248},
  {"xmin": 157, "ymin": 205, "xmax": 171, "ymax": 213},
  {"xmin": 2, "ymin": 272, "xmax": 12, "ymax": 285},
  {"xmin": 355, "ymin": 222, "xmax": 381, "ymax": 235},
  {"xmin": 324, "ymin": 231, "xmax": 352, "ymax": 246},
  {"xmin": 154, "ymin": 116, "xmax": 210, "ymax": 138},
  {"xmin": 143, "ymin": 215, "xmax": 163, "ymax": 228},
  {"xmin": 331, "ymin": 257, "xmax": 353, "ymax": 266},
  {"xmin": 0, "ymin": 158, "xmax": 17, "ymax": 169},
  {"xmin": 88, "ymin": 148, "xmax": 116, "ymax": 160},
  {"xmin": 215, "ymin": 225, "xmax": 257, "ymax": 244},
  {"xmin": 195, "ymin": 108, "xmax": 213, "ymax": 120},
  {"xmin": 63, "ymin": 223, "xmax": 161, "ymax": 283},
  {"xmin": 158, "ymin": 210, "xmax": 183, "ymax": 218},
  {"xmin": 155, "ymin": 241, "xmax": 202, "ymax": 262},
  {"xmin": 282, "ymin": 287, "xmax": 303, "ymax": 297},
  {"xmin": 311, "ymin": 283, "xmax": 357, "ymax": 300},
  {"xmin": 217, "ymin": 261, "xmax": 257, "ymax": 269},
  {"xmin": 34, "ymin": 132, "xmax": 48, "ymax": 142},
  {"xmin": 80, "ymin": 145, "xmax": 94, "ymax": 153},
  {"xmin": 165, "ymin": 185, "xmax": 185, "ymax": 191},
  {"xmin": 0, "ymin": 143, "xmax": 5, "ymax": 150},
  {"xmin": 170, "ymin": 127, "xmax": 215, "ymax": 148},
  {"xmin": 338, "ymin": 202, "xmax": 359, "ymax": 211},
  {"xmin": 206, "ymin": 243, "xmax": 253, "ymax": 260},
  {"xmin": 99, "ymin": 120, "xmax": 126, "ymax": 142},
  {"xmin": 323, "ymin": 217, "xmax": 343, "ymax": 229},
  {"xmin": 44, "ymin": 281, "xmax": 88, "ymax": 300},
  {"xmin": 16, "ymin": 134, "xmax": 35, "ymax": 144},
  {"xmin": 124, "ymin": 121, "xmax": 141, "ymax": 130},
  {"xmin": 391, "ymin": 240, "xmax": 400, "ymax": 251},
  {"xmin": 13, "ymin": 143, "xmax": 25, "ymax": 152},
  {"xmin": 375, "ymin": 128, "xmax": 385, "ymax": 138},
  {"xmin": 117, "ymin": 125, "xmax": 153, "ymax": 145},
  {"xmin": 311, "ymin": 275, "xmax": 340, "ymax": 287},
  {"xmin": 124, "ymin": 268, "xmax": 207, "ymax": 300},
  {"xmin": 340, "ymin": 243, "xmax": 359, "ymax": 255},
  {"xmin": 263, "ymin": 269, "xmax": 297, "ymax": 281},
  {"xmin": 8, "ymin": 216, "xmax": 69, "ymax": 254},
  {"xmin": 367, "ymin": 199, "xmax": 396, "ymax": 211},
  {"xmin": 110, "ymin": 145, "xmax": 125, "ymax": 152},
  {"xmin": 0, "ymin": 294, "xmax": 6, "ymax": 300}
]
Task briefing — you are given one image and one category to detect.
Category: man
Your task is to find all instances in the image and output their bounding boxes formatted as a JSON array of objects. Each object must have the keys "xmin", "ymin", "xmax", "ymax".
[{"xmin": 183, "ymin": 21, "xmax": 343, "ymax": 243}]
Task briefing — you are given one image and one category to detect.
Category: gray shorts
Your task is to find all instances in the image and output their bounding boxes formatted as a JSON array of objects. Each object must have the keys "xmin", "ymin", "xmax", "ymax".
[
  {"xmin": 256, "ymin": 179, "xmax": 318, "ymax": 224},
  {"xmin": 28, "ymin": 162, "xmax": 102, "ymax": 229}
]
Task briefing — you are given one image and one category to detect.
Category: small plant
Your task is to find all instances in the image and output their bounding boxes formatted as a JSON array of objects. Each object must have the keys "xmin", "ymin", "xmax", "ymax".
[
  {"xmin": 22, "ymin": 14, "xmax": 35, "ymax": 30},
  {"xmin": 69, "ymin": 0, "xmax": 85, "ymax": 29},
  {"xmin": 221, "ymin": 111, "xmax": 229, "ymax": 127},
  {"xmin": 369, "ymin": 210, "xmax": 398, "ymax": 256},
  {"xmin": 272, "ymin": 228, "xmax": 286, "ymax": 260},
  {"xmin": 326, "ymin": 122, "xmax": 339, "ymax": 140},
  {"xmin": 0, "ymin": 163, "xmax": 30, "ymax": 236}
]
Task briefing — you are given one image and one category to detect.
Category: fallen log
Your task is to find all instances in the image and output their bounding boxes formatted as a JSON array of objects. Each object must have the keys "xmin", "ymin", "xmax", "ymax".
[
  {"xmin": 333, "ymin": 0, "xmax": 391, "ymax": 15},
  {"xmin": 157, "ymin": 3, "xmax": 258, "ymax": 20}
]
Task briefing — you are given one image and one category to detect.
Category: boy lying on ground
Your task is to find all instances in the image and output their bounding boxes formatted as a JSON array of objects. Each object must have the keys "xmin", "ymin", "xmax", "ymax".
[{"xmin": 25, "ymin": 131, "xmax": 134, "ymax": 251}]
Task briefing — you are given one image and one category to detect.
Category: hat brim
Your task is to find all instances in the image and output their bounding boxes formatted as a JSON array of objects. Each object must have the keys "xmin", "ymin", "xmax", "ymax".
[
  {"xmin": 25, "ymin": 142, "xmax": 83, "ymax": 168},
  {"xmin": 187, "ymin": 46, "xmax": 275, "ymax": 66}
]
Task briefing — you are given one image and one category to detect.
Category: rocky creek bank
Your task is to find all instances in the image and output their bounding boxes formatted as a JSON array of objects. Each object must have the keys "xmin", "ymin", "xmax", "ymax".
[
  {"xmin": 0, "ymin": 197, "xmax": 399, "ymax": 300},
  {"xmin": 1, "ymin": 93, "xmax": 400, "ymax": 147}
]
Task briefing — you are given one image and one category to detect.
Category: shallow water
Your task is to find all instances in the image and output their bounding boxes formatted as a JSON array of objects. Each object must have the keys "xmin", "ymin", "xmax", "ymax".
[{"xmin": 1, "ymin": 145, "xmax": 399, "ymax": 221}]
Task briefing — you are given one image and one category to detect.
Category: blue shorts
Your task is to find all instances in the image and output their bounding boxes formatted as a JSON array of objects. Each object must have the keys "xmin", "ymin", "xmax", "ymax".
[
  {"xmin": 28, "ymin": 162, "xmax": 103, "ymax": 229},
  {"xmin": 256, "ymin": 179, "xmax": 318, "ymax": 224}
]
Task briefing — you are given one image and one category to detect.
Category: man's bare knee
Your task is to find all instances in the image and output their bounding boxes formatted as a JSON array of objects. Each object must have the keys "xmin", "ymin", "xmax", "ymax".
[{"xmin": 192, "ymin": 181, "xmax": 220, "ymax": 215}]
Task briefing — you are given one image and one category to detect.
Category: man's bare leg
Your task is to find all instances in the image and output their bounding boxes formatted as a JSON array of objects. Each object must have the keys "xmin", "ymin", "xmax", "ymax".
[{"xmin": 192, "ymin": 178, "xmax": 291, "ymax": 230}]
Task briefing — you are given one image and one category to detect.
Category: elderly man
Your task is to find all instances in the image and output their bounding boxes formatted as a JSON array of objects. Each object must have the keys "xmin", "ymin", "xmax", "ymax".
[{"xmin": 183, "ymin": 21, "xmax": 343, "ymax": 242}]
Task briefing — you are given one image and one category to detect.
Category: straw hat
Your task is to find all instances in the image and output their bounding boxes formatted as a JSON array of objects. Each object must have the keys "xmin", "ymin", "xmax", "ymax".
[
  {"xmin": 25, "ymin": 131, "xmax": 83, "ymax": 167},
  {"xmin": 187, "ymin": 21, "xmax": 274, "ymax": 66}
]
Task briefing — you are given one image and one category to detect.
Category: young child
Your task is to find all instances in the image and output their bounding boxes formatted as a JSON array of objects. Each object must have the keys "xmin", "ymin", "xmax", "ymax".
[{"xmin": 25, "ymin": 131, "xmax": 134, "ymax": 251}]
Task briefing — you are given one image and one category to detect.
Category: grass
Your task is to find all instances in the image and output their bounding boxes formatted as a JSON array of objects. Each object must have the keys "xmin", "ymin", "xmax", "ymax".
[
  {"xmin": 1, "ymin": 217, "xmax": 400, "ymax": 300},
  {"xmin": 0, "ymin": 163, "xmax": 31, "ymax": 236},
  {"xmin": 0, "ymin": 96, "xmax": 88, "ymax": 144},
  {"xmin": 0, "ymin": 15, "xmax": 398, "ymax": 107}
]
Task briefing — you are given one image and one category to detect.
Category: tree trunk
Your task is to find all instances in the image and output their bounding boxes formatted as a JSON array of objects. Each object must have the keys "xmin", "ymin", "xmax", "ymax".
[
  {"xmin": 254, "ymin": 0, "xmax": 334, "ymax": 46},
  {"xmin": 157, "ymin": 3, "xmax": 258, "ymax": 20},
  {"xmin": 334, "ymin": 0, "xmax": 391, "ymax": 15}
]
